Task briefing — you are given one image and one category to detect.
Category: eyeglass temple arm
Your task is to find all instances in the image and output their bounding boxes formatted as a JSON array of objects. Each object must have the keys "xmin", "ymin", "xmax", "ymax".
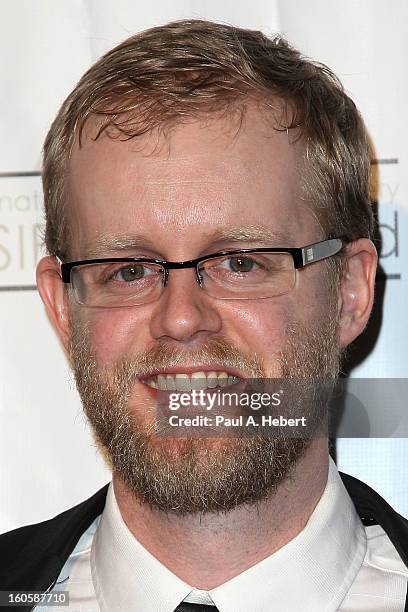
[
  {"xmin": 300, "ymin": 238, "xmax": 345, "ymax": 268},
  {"xmin": 55, "ymin": 255, "xmax": 64, "ymax": 277}
]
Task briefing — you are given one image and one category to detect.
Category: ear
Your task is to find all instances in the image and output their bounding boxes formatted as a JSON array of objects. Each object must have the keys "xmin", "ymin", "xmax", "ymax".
[
  {"xmin": 36, "ymin": 256, "xmax": 71, "ymax": 353},
  {"xmin": 338, "ymin": 238, "xmax": 378, "ymax": 348}
]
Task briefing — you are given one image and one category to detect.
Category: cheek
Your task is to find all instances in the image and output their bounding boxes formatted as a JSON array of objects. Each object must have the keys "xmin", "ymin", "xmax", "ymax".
[
  {"xmin": 82, "ymin": 307, "xmax": 151, "ymax": 366},
  {"xmin": 76, "ymin": 295, "xmax": 300, "ymax": 369},
  {"xmin": 294, "ymin": 267, "xmax": 336, "ymax": 326},
  {"xmin": 225, "ymin": 299, "xmax": 296, "ymax": 356}
]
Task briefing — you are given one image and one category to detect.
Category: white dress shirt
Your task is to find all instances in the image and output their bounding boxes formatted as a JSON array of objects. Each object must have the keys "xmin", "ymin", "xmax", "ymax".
[{"xmin": 41, "ymin": 458, "xmax": 408, "ymax": 612}]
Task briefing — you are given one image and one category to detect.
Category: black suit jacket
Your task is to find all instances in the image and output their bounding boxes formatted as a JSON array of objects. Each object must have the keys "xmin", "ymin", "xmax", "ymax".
[{"xmin": 1, "ymin": 473, "xmax": 408, "ymax": 611}]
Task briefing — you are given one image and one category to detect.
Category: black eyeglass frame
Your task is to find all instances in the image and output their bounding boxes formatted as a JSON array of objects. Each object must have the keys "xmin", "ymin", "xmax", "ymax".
[{"xmin": 59, "ymin": 238, "xmax": 346, "ymax": 287}]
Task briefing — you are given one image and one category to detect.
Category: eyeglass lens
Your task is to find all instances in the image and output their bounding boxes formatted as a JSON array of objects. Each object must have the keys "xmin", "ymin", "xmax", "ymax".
[{"xmin": 70, "ymin": 252, "xmax": 296, "ymax": 307}]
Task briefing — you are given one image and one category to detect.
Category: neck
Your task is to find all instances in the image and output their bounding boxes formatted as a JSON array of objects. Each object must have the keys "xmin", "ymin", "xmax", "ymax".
[{"xmin": 112, "ymin": 439, "xmax": 329, "ymax": 590}]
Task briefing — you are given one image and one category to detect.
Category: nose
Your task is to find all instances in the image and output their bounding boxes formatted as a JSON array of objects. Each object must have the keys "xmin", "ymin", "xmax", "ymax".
[{"xmin": 149, "ymin": 267, "xmax": 222, "ymax": 344}]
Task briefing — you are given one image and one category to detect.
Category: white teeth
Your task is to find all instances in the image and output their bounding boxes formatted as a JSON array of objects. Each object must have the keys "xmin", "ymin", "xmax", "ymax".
[
  {"xmin": 218, "ymin": 372, "xmax": 228, "ymax": 387},
  {"xmin": 191, "ymin": 371, "xmax": 209, "ymax": 391},
  {"xmin": 157, "ymin": 375, "xmax": 167, "ymax": 391},
  {"xmin": 143, "ymin": 371, "xmax": 241, "ymax": 391},
  {"xmin": 207, "ymin": 372, "xmax": 219, "ymax": 388},
  {"xmin": 175, "ymin": 374, "xmax": 191, "ymax": 391},
  {"xmin": 166, "ymin": 375, "xmax": 176, "ymax": 390}
]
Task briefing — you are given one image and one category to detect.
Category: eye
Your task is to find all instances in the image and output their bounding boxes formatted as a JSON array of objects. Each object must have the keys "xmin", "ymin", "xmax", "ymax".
[
  {"xmin": 226, "ymin": 256, "xmax": 259, "ymax": 273},
  {"xmin": 113, "ymin": 264, "xmax": 154, "ymax": 282}
]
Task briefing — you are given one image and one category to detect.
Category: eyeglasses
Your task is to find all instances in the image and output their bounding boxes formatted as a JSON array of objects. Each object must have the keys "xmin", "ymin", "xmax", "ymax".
[{"xmin": 58, "ymin": 238, "xmax": 345, "ymax": 308}]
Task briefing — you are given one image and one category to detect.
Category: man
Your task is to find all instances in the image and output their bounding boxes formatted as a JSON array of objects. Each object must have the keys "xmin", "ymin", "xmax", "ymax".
[{"xmin": 0, "ymin": 18, "xmax": 407, "ymax": 612}]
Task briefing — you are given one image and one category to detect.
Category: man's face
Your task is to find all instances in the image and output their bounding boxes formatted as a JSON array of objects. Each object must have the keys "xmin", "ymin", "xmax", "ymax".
[{"xmin": 66, "ymin": 108, "xmax": 340, "ymax": 514}]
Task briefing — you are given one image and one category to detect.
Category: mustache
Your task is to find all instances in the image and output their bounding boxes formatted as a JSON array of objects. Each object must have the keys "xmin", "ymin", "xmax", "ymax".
[
  {"xmin": 69, "ymin": 318, "xmax": 267, "ymax": 386},
  {"xmin": 116, "ymin": 337, "xmax": 266, "ymax": 379},
  {"xmin": 70, "ymin": 334, "xmax": 267, "ymax": 407}
]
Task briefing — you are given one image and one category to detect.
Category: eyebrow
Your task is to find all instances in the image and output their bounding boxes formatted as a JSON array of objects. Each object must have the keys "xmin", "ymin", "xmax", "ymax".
[
  {"xmin": 84, "ymin": 226, "xmax": 293, "ymax": 258},
  {"xmin": 84, "ymin": 234, "xmax": 157, "ymax": 258},
  {"xmin": 208, "ymin": 226, "xmax": 292, "ymax": 246}
]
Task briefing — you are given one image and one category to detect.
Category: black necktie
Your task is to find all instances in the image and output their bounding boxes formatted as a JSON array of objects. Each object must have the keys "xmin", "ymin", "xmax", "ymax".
[{"xmin": 174, "ymin": 603, "xmax": 219, "ymax": 612}]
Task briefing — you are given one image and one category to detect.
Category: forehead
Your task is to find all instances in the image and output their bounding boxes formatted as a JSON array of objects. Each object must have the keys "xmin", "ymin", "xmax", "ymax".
[{"xmin": 67, "ymin": 107, "xmax": 310, "ymax": 258}]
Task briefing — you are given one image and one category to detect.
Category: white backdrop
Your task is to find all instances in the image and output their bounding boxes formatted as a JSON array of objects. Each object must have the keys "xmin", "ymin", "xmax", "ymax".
[{"xmin": 0, "ymin": 0, "xmax": 407, "ymax": 534}]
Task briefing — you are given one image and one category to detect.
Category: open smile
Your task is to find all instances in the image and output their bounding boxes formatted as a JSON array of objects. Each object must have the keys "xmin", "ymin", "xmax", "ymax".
[{"xmin": 140, "ymin": 369, "xmax": 242, "ymax": 392}]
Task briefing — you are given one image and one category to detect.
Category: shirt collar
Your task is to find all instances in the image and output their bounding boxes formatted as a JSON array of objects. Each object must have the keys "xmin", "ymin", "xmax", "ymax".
[
  {"xmin": 91, "ymin": 486, "xmax": 195, "ymax": 612},
  {"xmin": 91, "ymin": 457, "xmax": 367, "ymax": 612}
]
